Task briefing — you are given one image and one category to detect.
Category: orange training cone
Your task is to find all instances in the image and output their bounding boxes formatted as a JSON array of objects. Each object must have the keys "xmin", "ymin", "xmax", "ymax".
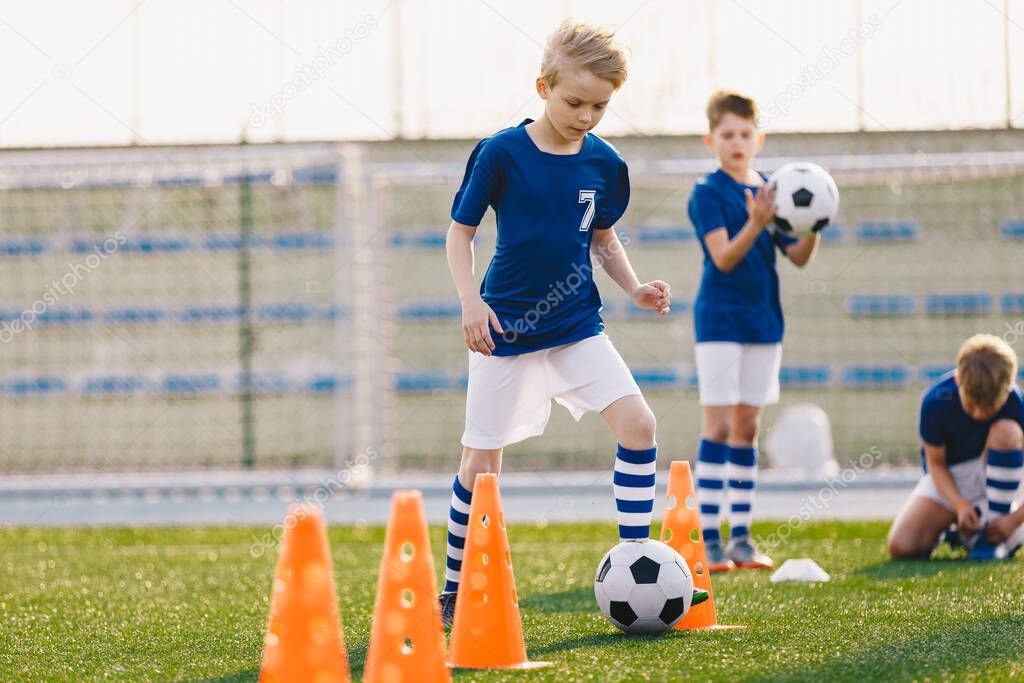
[
  {"xmin": 364, "ymin": 490, "xmax": 450, "ymax": 683},
  {"xmin": 447, "ymin": 473, "xmax": 550, "ymax": 670},
  {"xmin": 259, "ymin": 504, "xmax": 351, "ymax": 682},
  {"xmin": 661, "ymin": 461, "xmax": 746, "ymax": 631}
]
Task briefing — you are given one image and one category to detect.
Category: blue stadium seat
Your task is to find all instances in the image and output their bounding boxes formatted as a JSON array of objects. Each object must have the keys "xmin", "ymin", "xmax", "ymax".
[
  {"xmin": 306, "ymin": 373, "xmax": 352, "ymax": 393},
  {"xmin": 1001, "ymin": 293, "xmax": 1024, "ymax": 313},
  {"xmin": 924, "ymin": 293, "xmax": 992, "ymax": 316},
  {"xmin": 202, "ymin": 233, "xmax": 244, "ymax": 251},
  {"xmin": 104, "ymin": 307, "xmax": 169, "ymax": 325},
  {"xmin": 779, "ymin": 365, "xmax": 831, "ymax": 388},
  {"xmin": 396, "ymin": 299, "xmax": 462, "ymax": 321},
  {"xmin": 629, "ymin": 366, "xmax": 679, "ymax": 388},
  {"xmin": 999, "ymin": 220, "xmax": 1024, "ymax": 240},
  {"xmin": 222, "ymin": 171, "xmax": 274, "ymax": 185},
  {"xmin": 0, "ymin": 236, "xmax": 48, "ymax": 257},
  {"xmin": 128, "ymin": 235, "xmax": 195, "ymax": 253},
  {"xmin": 160, "ymin": 374, "xmax": 220, "ymax": 395},
  {"xmin": 155, "ymin": 175, "xmax": 205, "ymax": 187},
  {"xmin": 179, "ymin": 305, "xmax": 244, "ymax": 322},
  {"xmin": 841, "ymin": 364, "xmax": 911, "ymax": 388},
  {"xmin": 918, "ymin": 365, "xmax": 953, "ymax": 384},
  {"xmin": 292, "ymin": 166, "xmax": 339, "ymax": 185},
  {"xmin": 270, "ymin": 232, "xmax": 333, "ymax": 251},
  {"xmin": 81, "ymin": 375, "xmax": 147, "ymax": 396},
  {"xmin": 2, "ymin": 376, "xmax": 67, "ymax": 396},
  {"xmin": 35, "ymin": 308, "xmax": 94, "ymax": 326},
  {"xmin": 846, "ymin": 294, "xmax": 916, "ymax": 317},
  {"xmin": 855, "ymin": 221, "xmax": 920, "ymax": 243},
  {"xmin": 390, "ymin": 230, "xmax": 449, "ymax": 249},
  {"xmin": 257, "ymin": 303, "xmax": 316, "ymax": 323},
  {"xmin": 72, "ymin": 234, "xmax": 195, "ymax": 254},
  {"xmin": 395, "ymin": 371, "xmax": 454, "ymax": 392},
  {"xmin": 634, "ymin": 225, "xmax": 696, "ymax": 245}
]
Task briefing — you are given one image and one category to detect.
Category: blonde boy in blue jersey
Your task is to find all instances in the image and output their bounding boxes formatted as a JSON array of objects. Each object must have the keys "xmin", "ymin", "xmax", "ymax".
[
  {"xmin": 438, "ymin": 20, "xmax": 708, "ymax": 627},
  {"xmin": 688, "ymin": 91, "xmax": 821, "ymax": 571}
]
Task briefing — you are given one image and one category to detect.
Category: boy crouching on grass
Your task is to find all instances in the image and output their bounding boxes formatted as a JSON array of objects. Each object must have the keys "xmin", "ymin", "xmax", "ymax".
[{"xmin": 888, "ymin": 334, "xmax": 1024, "ymax": 560}]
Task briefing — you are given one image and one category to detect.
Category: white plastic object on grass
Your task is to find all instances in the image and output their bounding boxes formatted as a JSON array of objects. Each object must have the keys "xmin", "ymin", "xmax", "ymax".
[{"xmin": 770, "ymin": 558, "xmax": 831, "ymax": 583}]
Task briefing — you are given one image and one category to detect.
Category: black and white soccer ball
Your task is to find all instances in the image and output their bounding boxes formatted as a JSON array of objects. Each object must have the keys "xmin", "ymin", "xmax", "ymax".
[
  {"xmin": 593, "ymin": 540, "xmax": 694, "ymax": 635},
  {"xmin": 769, "ymin": 162, "xmax": 839, "ymax": 236}
]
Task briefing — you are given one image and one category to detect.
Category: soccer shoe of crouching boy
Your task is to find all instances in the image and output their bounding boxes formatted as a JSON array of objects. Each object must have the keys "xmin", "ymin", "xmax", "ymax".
[
  {"xmin": 967, "ymin": 536, "xmax": 1010, "ymax": 561},
  {"xmin": 725, "ymin": 537, "xmax": 774, "ymax": 569},
  {"xmin": 705, "ymin": 539, "xmax": 736, "ymax": 572}
]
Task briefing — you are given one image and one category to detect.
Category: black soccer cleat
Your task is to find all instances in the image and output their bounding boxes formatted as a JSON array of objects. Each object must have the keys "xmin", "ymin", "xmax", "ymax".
[{"xmin": 438, "ymin": 591, "xmax": 457, "ymax": 629}]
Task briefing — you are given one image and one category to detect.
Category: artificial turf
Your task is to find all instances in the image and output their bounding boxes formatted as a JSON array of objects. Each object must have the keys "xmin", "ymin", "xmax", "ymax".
[{"xmin": 1, "ymin": 520, "xmax": 1021, "ymax": 682}]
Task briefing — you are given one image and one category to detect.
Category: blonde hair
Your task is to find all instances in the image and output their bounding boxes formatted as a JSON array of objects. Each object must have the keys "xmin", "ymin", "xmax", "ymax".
[
  {"xmin": 957, "ymin": 333, "xmax": 1018, "ymax": 408},
  {"xmin": 540, "ymin": 20, "xmax": 629, "ymax": 90},
  {"xmin": 706, "ymin": 89, "xmax": 759, "ymax": 132}
]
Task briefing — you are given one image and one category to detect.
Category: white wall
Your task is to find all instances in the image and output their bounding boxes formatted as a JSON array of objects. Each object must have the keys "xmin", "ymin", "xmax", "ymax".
[{"xmin": 0, "ymin": 0, "xmax": 1019, "ymax": 147}]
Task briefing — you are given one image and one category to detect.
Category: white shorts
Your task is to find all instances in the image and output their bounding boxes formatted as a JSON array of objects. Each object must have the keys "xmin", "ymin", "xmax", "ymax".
[
  {"xmin": 911, "ymin": 457, "xmax": 988, "ymax": 513},
  {"xmin": 694, "ymin": 342, "xmax": 782, "ymax": 407},
  {"xmin": 462, "ymin": 333, "xmax": 642, "ymax": 450}
]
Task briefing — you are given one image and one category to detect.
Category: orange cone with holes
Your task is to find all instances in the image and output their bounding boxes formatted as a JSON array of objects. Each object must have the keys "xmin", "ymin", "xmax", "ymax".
[
  {"xmin": 661, "ymin": 461, "xmax": 746, "ymax": 631},
  {"xmin": 259, "ymin": 504, "xmax": 351, "ymax": 682},
  {"xmin": 364, "ymin": 490, "xmax": 450, "ymax": 683},
  {"xmin": 447, "ymin": 473, "xmax": 550, "ymax": 670}
]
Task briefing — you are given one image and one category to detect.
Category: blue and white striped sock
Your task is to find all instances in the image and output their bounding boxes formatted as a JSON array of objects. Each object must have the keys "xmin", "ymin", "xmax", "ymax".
[
  {"xmin": 613, "ymin": 444, "xmax": 657, "ymax": 541},
  {"xmin": 697, "ymin": 439, "xmax": 728, "ymax": 544},
  {"xmin": 727, "ymin": 445, "xmax": 758, "ymax": 540},
  {"xmin": 442, "ymin": 475, "xmax": 473, "ymax": 594},
  {"xmin": 986, "ymin": 448, "xmax": 1023, "ymax": 522}
]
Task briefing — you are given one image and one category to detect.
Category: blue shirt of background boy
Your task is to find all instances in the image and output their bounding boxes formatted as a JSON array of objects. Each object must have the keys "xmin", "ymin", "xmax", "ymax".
[
  {"xmin": 451, "ymin": 118, "xmax": 630, "ymax": 356},
  {"xmin": 919, "ymin": 371, "xmax": 1024, "ymax": 471},
  {"xmin": 688, "ymin": 169, "xmax": 798, "ymax": 344}
]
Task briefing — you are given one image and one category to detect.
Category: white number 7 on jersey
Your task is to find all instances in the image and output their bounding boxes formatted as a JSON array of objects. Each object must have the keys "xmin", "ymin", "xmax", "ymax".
[{"xmin": 578, "ymin": 190, "xmax": 597, "ymax": 232}]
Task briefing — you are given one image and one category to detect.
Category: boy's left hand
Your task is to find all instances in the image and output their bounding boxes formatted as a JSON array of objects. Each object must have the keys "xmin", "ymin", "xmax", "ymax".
[
  {"xmin": 985, "ymin": 515, "xmax": 1017, "ymax": 544},
  {"xmin": 632, "ymin": 281, "xmax": 671, "ymax": 315}
]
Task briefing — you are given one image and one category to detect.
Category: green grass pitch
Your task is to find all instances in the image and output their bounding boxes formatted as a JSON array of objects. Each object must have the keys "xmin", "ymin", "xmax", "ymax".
[{"xmin": 1, "ymin": 520, "xmax": 1021, "ymax": 682}]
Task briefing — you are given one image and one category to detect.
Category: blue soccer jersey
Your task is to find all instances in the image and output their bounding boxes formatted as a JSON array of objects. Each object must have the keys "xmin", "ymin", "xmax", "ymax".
[
  {"xmin": 687, "ymin": 169, "xmax": 799, "ymax": 344},
  {"xmin": 451, "ymin": 119, "xmax": 630, "ymax": 356},
  {"xmin": 919, "ymin": 371, "xmax": 1024, "ymax": 471}
]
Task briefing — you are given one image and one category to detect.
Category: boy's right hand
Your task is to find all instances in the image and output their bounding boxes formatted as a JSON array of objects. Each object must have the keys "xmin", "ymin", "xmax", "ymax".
[
  {"xmin": 744, "ymin": 184, "xmax": 776, "ymax": 230},
  {"xmin": 955, "ymin": 499, "xmax": 981, "ymax": 536},
  {"xmin": 462, "ymin": 295, "xmax": 504, "ymax": 356}
]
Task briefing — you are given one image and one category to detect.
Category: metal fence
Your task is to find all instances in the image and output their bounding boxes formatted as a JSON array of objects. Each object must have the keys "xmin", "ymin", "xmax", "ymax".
[{"xmin": 2, "ymin": 143, "xmax": 1023, "ymax": 474}]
